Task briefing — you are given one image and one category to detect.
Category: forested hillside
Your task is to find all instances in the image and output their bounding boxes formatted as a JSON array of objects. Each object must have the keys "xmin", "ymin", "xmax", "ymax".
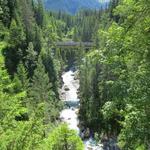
[
  {"xmin": 79, "ymin": 0, "xmax": 150, "ymax": 149},
  {"xmin": 0, "ymin": 0, "xmax": 150, "ymax": 150},
  {"xmin": 0, "ymin": 0, "xmax": 83, "ymax": 149},
  {"xmin": 44, "ymin": 0, "xmax": 108, "ymax": 14}
]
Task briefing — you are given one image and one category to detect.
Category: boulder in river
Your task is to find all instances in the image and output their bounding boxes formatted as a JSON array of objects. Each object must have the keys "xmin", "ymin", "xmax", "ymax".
[
  {"xmin": 75, "ymin": 109, "xmax": 79, "ymax": 114},
  {"xmin": 80, "ymin": 128, "xmax": 91, "ymax": 139},
  {"xmin": 71, "ymin": 73, "xmax": 75, "ymax": 76},
  {"xmin": 61, "ymin": 91, "xmax": 65, "ymax": 95},
  {"xmin": 87, "ymin": 147, "xmax": 93, "ymax": 150},
  {"xmin": 64, "ymin": 85, "xmax": 70, "ymax": 91},
  {"xmin": 84, "ymin": 128, "xmax": 90, "ymax": 138},
  {"xmin": 71, "ymin": 107, "xmax": 75, "ymax": 111},
  {"xmin": 74, "ymin": 76, "xmax": 78, "ymax": 80},
  {"xmin": 60, "ymin": 117, "xmax": 64, "ymax": 121}
]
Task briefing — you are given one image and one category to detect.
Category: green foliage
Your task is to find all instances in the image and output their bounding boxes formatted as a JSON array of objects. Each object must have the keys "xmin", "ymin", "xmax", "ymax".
[
  {"xmin": 0, "ymin": 41, "xmax": 29, "ymax": 150},
  {"xmin": 0, "ymin": 21, "xmax": 9, "ymax": 40},
  {"xmin": 42, "ymin": 49, "xmax": 59, "ymax": 97},
  {"xmin": 0, "ymin": 104, "xmax": 45, "ymax": 150},
  {"xmin": 0, "ymin": 0, "xmax": 10, "ymax": 26},
  {"xmin": 28, "ymin": 55, "xmax": 60, "ymax": 124},
  {"xmin": 79, "ymin": 0, "xmax": 150, "ymax": 149},
  {"xmin": 0, "ymin": 1, "xmax": 67, "ymax": 149},
  {"xmin": 16, "ymin": 61, "xmax": 29, "ymax": 91},
  {"xmin": 1, "ymin": 0, "xmax": 149, "ymax": 149},
  {"xmin": 79, "ymin": 54, "xmax": 101, "ymax": 129},
  {"xmin": 25, "ymin": 42, "xmax": 37, "ymax": 77},
  {"xmin": 9, "ymin": 19, "xmax": 25, "ymax": 47},
  {"xmin": 48, "ymin": 9, "xmax": 104, "ymax": 42},
  {"xmin": 28, "ymin": 56, "xmax": 53, "ymax": 105},
  {"xmin": 43, "ymin": 124, "xmax": 84, "ymax": 150},
  {"xmin": 35, "ymin": 0, "xmax": 45, "ymax": 28}
]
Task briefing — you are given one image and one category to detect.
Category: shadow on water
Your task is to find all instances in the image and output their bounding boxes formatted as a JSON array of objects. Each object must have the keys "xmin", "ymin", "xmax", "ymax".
[
  {"xmin": 65, "ymin": 65, "xmax": 76, "ymax": 72},
  {"xmin": 64, "ymin": 100, "xmax": 79, "ymax": 108}
]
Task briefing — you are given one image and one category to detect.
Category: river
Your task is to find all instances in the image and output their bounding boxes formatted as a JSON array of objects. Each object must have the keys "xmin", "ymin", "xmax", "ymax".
[{"xmin": 59, "ymin": 68, "xmax": 103, "ymax": 150}]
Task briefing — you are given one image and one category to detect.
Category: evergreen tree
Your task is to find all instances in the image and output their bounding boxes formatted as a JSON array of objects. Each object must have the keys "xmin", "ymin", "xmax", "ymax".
[
  {"xmin": 42, "ymin": 49, "xmax": 59, "ymax": 98},
  {"xmin": 13, "ymin": 61, "xmax": 29, "ymax": 93},
  {"xmin": 25, "ymin": 42, "xmax": 37, "ymax": 78},
  {"xmin": 73, "ymin": 26, "xmax": 79, "ymax": 41},
  {"xmin": 28, "ymin": 56, "xmax": 53, "ymax": 105},
  {"xmin": 4, "ymin": 19, "xmax": 25, "ymax": 75},
  {"xmin": 35, "ymin": 0, "xmax": 45, "ymax": 27},
  {"xmin": 0, "ymin": 0, "xmax": 10, "ymax": 26},
  {"xmin": 34, "ymin": 25, "xmax": 43, "ymax": 53},
  {"xmin": 9, "ymin": 19, "xmax": 25, "ymax": 47},
  {"xmin": 28, "ymin": 55, "xmax": 59, "ymax": 123},
  {"xmin": 19, "ymin": 0, "xmax": 35, "ymax": 43},
  {"xmin": 0, "ymin": 40, "xmax": 28, "ymax": 149}
]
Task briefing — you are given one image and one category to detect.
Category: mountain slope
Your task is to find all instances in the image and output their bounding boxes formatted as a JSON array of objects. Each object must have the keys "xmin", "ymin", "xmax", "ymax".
[{"xmin": 44, "ymin": 0, "xmax": 108, "ymax": 14}]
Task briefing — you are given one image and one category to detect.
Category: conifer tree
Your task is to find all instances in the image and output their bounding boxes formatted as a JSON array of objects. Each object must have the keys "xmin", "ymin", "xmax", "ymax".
[
  {"xmin": 73, "ymin": 26, "xmax": 79, "ymax": 42},
  {"xmin": 35, "ymin": 0, "xmax": 45, "ymax": 28},
  {"xmin": 0, "ymin": 42, "xmax": 28, "ymax": 149},
  {"xmin": 9, "ymin": 19, "xmax": 25, "ymax": 47},
  {"xmin": 17, "ymin": 62, "xmax": 29, "ymax": 90},
  {"xmin": 19, "ymin": 0, "xmax": 35, "ymax": 42},
  {"xmin": 28, "ymin": 56, "xmax": 53, "ymax": 105},
  {"xmin": 42, "ymin": 49, "xmax": 59, "ymax": 98},
  {"xmin": 13, "ymin": 61, "xmax": 29, "ymax": 95},
  {"xmin": 34, "ymin": 25, "xmax": 43, "ymax": 53},
  {"xmin": 0, "ymin": 0, "xmax": 10, "ymax": 26},
  {"xmin": 28, "ymin": 55, "xmax": 59, "ymax": 123},
  {"xmin": 25, "ymin": 42, "xmax": 37, "ymax": 78}
]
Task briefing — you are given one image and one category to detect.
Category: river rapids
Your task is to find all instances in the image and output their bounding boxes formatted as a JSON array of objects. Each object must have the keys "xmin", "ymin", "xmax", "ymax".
[{"xmin": 59, "ymin": 68, "xmax": 103, "ymax": 150}]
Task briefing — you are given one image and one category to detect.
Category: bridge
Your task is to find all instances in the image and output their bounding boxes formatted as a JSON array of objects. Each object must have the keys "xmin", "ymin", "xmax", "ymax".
[{"xmin": 53, "ymin": 41, "xmax": 95, "ymax": 49}]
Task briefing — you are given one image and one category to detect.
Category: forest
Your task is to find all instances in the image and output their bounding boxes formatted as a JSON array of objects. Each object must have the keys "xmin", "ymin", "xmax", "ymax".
[{"xmin": 0, "ymin": 0, "xmax": 150, "ymax": 150}]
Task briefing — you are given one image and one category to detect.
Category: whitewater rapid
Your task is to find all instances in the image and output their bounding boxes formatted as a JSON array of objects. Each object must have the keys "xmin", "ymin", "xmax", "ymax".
[
  {"xmin": 60, "ymin": 69, "xmax": 80, "ymax": 132},
  {"xmin": 60, "ymin": 69, "xmax": 103, "ymax": 150}
]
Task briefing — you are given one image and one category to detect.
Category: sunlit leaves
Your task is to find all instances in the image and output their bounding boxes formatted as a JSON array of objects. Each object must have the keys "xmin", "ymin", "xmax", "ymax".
[{"xmin": 43, "ymin": 124, "xmax": 84, "ymax": 150}]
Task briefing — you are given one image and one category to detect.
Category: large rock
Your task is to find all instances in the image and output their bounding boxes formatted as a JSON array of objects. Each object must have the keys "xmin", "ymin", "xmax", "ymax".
[
  {"xmin": 84, "ymin": 128, "xmax": 90, "ymax": 138},
  {"xmin": 80, "ymin": 127, "xmax": 91, "ymax": 139},
  {"xmin": 64, "ymin": 85, "xmax": 70, "ymax": 91},
  {"xmin": 71, "ymin": 73, "xmax": 75, "ymax": 76}
]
